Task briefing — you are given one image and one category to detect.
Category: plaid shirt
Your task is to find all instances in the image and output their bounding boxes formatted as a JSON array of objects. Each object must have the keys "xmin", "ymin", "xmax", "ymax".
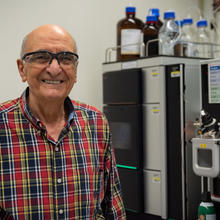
[{"xmin": 0, "ymin": 88, "xmax": 126, "ymax": 220}]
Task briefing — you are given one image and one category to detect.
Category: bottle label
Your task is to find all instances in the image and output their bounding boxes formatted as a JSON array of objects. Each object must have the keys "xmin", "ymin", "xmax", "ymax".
[
  {"xmin": 198, "ymin": 203, "xmax": 216, "ymax": 220},
  {"xmin": 206, "ymin": 214, "xmax": 216, "ymax": 220},
  {"xmin": 121, "ymin": 29, "xmax": 142, "ymax": 55}
]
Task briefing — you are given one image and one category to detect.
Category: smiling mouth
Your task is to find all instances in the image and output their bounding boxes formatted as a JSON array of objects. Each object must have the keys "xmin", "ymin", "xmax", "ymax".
[{"xmin": 42, "ymin": 80, "xmax": 64, "ymax": 84}]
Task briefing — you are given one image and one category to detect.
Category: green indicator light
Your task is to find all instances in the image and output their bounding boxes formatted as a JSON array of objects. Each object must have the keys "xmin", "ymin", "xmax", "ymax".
[
  {"xmin": 125, "ymin": 208, "xmax": 138, "ymax": 213},
  {"xmin": 116, "ymin": 164, "xmax": 138, "ymax": 170}
]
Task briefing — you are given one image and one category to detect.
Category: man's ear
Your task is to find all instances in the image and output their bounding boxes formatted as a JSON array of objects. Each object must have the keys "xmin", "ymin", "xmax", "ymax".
[
  {"xmin": 74, "ymin": 61, "xmax": 78, "ymax": 83},
  {"xmin": 17, "ymin": 59, "xmax": 27, "ymax": 82}
]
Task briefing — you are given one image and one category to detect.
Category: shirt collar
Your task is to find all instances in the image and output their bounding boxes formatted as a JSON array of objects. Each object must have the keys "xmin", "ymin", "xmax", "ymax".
[
  {"xmin": 20, "ymin": 87, "xmax": 75, "ymax": 130},
  {"xmin": 64, "ymin": 96, "xmax": 75, "ymax": 126}
]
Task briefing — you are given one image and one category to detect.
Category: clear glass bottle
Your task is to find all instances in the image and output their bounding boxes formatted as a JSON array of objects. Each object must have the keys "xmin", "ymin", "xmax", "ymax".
[
  {"xmin": 159, "ymin": 11, "xmax": 179, "ymax": 55},
  {"xmin": 174, "ymin": 20, "xmax": 185, "ymax": 56},
  {"xmin": 181, "ymin": 18, "xmax": 196, "ymax": 57},
  {"xmin": 196, "ymin": 19, "xmax": 212, "ymax": 58},
  {"xmin": 117, "ymin": 6, "xmax": 144, "ymax": 61},
  {"xmin": 143, "ymin": 15, "xmax": 159, "ymax": 56}
]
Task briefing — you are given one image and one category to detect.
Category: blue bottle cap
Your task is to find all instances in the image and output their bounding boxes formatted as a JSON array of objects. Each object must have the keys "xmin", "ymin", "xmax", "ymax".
[
  {"xmin": 183, "ymin": 18, "xmax": 193, "ymax": 25},
  {"xmin": 149, "ymin": 8, "xmax": 160, "ymax": 17},
  {"xmin": 175, "ymin": 20, "xmax": 179, "ymax": 26},
  {"xmin": 180, "ymin": 20, "xmax": 184, "ymax": 27},
  {"xmin": 164, "ymin": 11, "xmax": 175, "ymax": 19},
  {"xmin": 146, "ymin": 15, "xmax": 157, "ymax": 22},
  {"xmin": 126, "ymin": 7, "xmax": 136, "ymax": 13},
  {"xmin": 197, "ymin": 19, "xmax": 208, "ymax": 27}
]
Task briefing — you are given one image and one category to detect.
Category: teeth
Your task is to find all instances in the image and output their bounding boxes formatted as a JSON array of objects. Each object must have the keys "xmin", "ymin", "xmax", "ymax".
[{"xmin": 43, "ymin": 80, "xmax": 63, "ymax": 84}]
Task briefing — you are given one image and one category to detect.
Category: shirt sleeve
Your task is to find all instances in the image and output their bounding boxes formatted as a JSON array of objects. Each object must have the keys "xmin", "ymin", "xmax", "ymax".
[{"xmin": 100, "ymin": 117, "xmax": 126, "ymax": 220}]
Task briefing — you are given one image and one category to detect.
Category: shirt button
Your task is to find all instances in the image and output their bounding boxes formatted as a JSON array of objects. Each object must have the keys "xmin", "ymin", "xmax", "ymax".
[
  {"xmin": 57, "ymin": 178, "xmax": 62, "ymax": 184},
  {"xmin": 59, "ymin": 209, "xmax": 64, "ymax": 215},
  {"xmin": 55, "ymin": 147, "xmax": 59, "ymax": 152}
]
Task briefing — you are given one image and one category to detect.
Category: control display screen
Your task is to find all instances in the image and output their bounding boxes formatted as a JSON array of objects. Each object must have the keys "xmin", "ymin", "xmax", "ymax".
[{"xmin": 208, "ymin": 63, "xmax": 220, "ymax": 103}]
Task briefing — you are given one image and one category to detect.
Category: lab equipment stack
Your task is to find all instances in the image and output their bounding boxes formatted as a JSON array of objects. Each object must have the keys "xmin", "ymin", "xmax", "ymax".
[{"xmin": 103, "ymin": 56, "xmax": 202, "ymax": 220}]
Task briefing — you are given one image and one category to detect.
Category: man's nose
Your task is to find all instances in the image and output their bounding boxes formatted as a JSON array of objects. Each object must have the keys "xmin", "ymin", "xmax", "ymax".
[{"xmin": 46, "ymin": 58, "xmax": 62, "ymax": 75}]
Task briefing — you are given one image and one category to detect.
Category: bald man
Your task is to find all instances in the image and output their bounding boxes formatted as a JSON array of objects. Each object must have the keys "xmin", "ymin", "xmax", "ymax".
[{"xmin": 0, "ymin": 24, "xmax": 126, "ymax": 219}]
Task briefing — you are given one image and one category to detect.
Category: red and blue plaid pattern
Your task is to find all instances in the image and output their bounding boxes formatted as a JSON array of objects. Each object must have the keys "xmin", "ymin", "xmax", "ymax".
[{"xmin": 0, "ymin": 89, "xmax": 126, "ymax": 220}]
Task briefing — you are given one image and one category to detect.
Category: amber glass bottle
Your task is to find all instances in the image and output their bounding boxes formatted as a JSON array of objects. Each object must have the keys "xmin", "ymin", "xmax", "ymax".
[
  {"xmin": 148, "ymin": 8, "xmax": 163, "ymax": 29},
  {"xmin": 143, "ymin": 15, "xmax": 159, "ymax": 56},
  {"xmin": 117, "ymin": 6, "xmax": 144, "ymax": 61}
]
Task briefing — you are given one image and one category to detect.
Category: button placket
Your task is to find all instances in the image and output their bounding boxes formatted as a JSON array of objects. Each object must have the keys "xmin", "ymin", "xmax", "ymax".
[{"xmin": 54, "ymin": 142, "xmax": 65, "ymax": 218}]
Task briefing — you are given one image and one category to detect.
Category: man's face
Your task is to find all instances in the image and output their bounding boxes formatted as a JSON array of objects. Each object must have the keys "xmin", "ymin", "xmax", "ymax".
[{"xmin": 17, "ymin": 25, "xmax": 78, "ymax": 104}]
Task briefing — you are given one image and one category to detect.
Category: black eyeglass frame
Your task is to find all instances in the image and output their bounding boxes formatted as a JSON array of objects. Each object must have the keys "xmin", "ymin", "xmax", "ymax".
[{"xmin": 22, "ymin": 50, "xmax": 79, "ymax": 65}]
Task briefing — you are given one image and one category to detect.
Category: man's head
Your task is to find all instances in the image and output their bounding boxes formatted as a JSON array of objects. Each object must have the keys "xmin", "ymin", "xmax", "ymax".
[{"xmin": 17, "ymin": 24, "xmax": 78, "ymax": 104}]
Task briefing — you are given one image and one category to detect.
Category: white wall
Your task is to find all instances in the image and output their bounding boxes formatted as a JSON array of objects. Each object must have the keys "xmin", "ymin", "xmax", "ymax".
[
  {"xmin": 0, "ymin": 0, "xmax": 200, "ymax": 110},
  {"xmin": 202, "ymin": 0, "xmax": 213, "ymax": 20}
]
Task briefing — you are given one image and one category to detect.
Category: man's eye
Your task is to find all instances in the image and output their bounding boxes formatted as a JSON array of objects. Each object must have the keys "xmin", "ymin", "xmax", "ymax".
[
  {"xmin": 32, "ymin": 54, "xmax": 50, "ymax": 63},
  {"xmin": 60, "ymin": 55, "xmax": 74, "ymax": 63}
]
